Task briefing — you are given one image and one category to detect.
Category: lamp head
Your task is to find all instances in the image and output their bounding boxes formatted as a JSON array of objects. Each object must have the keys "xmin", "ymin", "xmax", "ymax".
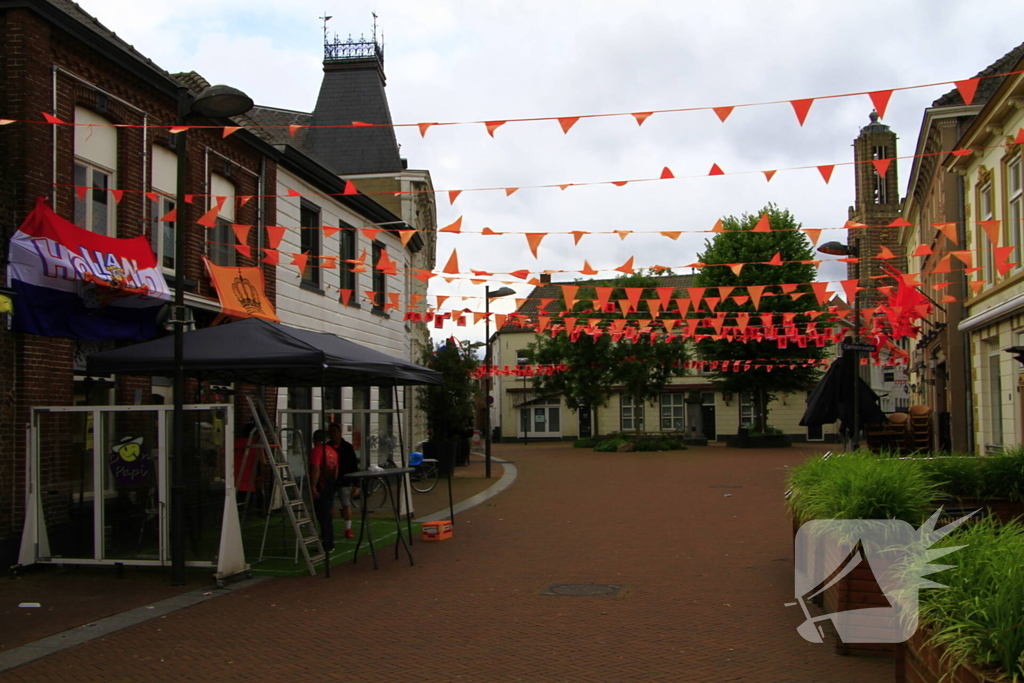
[
  {"xmin": 817, "ymin": 241, "xmax": 853, "ymax": 257},
  {"xmin": 487, "ymin": 287, "xmax": 516, "ymax": 298},
  {"xmin": 190, "ymin": 85, "xmax": 254, "ymax": 119}
]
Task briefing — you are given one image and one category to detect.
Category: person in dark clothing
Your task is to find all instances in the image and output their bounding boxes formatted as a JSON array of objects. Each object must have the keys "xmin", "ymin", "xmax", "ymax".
[
  {"xmin": 309, "ymin": 430, "xmax": 339, "ymax": 551},
  {"xmin": 329, "ymin": 422, "xmax": 361, "ymax": 540}
]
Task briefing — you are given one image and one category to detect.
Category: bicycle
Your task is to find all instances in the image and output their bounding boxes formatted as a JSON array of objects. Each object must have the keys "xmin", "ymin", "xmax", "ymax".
[{"xmin": 408, "ymin": 452, "xmax": 439, "ymax": 493}]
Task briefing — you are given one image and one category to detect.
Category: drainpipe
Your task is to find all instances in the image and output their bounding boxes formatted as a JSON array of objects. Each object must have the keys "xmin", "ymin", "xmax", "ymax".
[{"xmin": 956, "ymin": 117, "xmax": 974, "ymax": 454}]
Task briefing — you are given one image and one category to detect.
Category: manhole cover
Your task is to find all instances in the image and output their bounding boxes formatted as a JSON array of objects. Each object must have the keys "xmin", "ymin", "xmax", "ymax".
[{"xmin": 541, "ymin": 583, "xmax": 626, "ymax": 597}]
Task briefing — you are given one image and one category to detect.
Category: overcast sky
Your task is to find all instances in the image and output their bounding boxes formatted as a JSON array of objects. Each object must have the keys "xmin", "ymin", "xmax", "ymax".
[{"xmin": 78, "ymin": 0, "xmax": 1024, "ymax": 344}]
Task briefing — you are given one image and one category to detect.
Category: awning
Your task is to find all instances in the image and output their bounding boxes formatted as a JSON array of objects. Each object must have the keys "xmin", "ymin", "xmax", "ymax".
[{"xmin": 958, "ymin": 290, "xmax": 1024, "ymax": 333}]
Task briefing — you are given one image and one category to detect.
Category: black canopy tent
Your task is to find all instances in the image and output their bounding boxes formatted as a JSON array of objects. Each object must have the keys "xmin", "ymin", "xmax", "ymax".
[{"xmin": 86, "ymin": 317, "xmax": 448, "ymax": 564}]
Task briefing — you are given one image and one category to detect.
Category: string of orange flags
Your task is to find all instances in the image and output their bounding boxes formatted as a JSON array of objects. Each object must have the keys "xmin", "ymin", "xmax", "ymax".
[
  {"xmin": 5, "ymin": 68, "xmax": 1021, "ymax": 135},
  {"xmin": 52, "ymin": 135, "xmax": 1023, "ymax": 206},
  {"xmin": 471, "ymin": 358, "xmax": 842, "ymax": 379}
]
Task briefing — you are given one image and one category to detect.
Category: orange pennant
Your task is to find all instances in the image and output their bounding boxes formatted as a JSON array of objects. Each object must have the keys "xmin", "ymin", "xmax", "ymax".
[
  {"xmin": 632, "ymin": 112, "xmax": 653, "ymax": 126},
  {"xmin": 291, "ymin": 252, "xmax": 309, "ymax": 274},
  {"xmin": 709, "ymin": 163, "xmax": 725, "ymax": 176},
  {"xmin": 803, "ymin": 228, "xmax": 822, "ymax": 246},
  {"xmin": 441, "ymin": 249, "xmax": 460, "ymax": 274},
  {"xmin": 871, "ymin": 158, "xmax": 892, "ymax": 178},
  {"xmin": 558, "ymin": 117, "xmax": 580, "ymax": 134},
  {"xmin": 265, "ymin": 225, "xmax": 286, "ymax": 250},
  {"xmin": 748, "ymin": 285, "xmax": 765, "ymax": 310},
  {"xmin": 912, "ymin": 244, "xmax": 933, "ymax": 257},
  {"xmin": 790, "ymin": 98, "xmax": 814, "ymax": 126},
  {"xmin": 580, "ymin": 260, "xmax": 598, "ymax": 275},
  {"xmin": 995, "ymin": 245, "xmax": 1016, "ymax": 265},
  {"xmin": 612, "ymin": 181, "xmax": 628, "ymax": 187},
  {"xmin": 888, "ymin": 217, "xmax": 912, "ymax": 228},
  {"xmin": 232, "ymin": 224, "xmax": 251, "ymax": 246},
  {"xmin": 688, "ymin": 287, "xmax": 705, "ymax": 311},
  {"xmin": 752, "ymin": 213, "xmax": 772, "ymax": 233},
  {"xmin": 286, "ymin": 188, "xmax": 302, "ymax": 198},
  {"xmin": 766, "ymin": 252, "xmax": 784, "ymax": 266},
  {"xmin": 675, "ymin": 298, "xmax": 691, "ymax": 317},
  {"xmin": 509, "ymin": 270, "xmax": 530, "ymax": 280},
  {"xmin": 951, "ymin": 251, "xmax": 974, "ymax": 267},
  {"xmin": 418, "ymin": 122, "xmax": 436, "ymax": 137},
  {"xmin": 711, "ymin": 220, "xmax": 726, "ymax": 234},
  {"xmin": 615, "ymin": 230, "xmax": 631, "ymax": 241},
  {"xmin": 321, "ymin": 225, "xmax": 341, "ymax": 240},
  {"xmin": 713, "ymin": 106, "xmax": 733, "ymax": 123},
  {"xmin": 159, "ymin": 207, "xmax": 177, "ymax": 222},
  {"xmin": 196, "ymin": 196, "xmax": 226, "ymax": 227},
  {"xmin": 594, "ymin": 287, "xmax": 613, "ymax": 311},
  {"xmin": 969, "ymin": 280, "xmax": 985, "ymax": 295},
  {"xmin": 615, "ymin": 257, "xmax": 635, "ymax": 275},
  {"xmin": 558, "ymin": 184, "xmax": 572, "ymax": 191},
  {"xmin": 399, "ymin": 230, "xmax": 418, "ymax": 247},
  {"xmin": 448, "ymin": 190, "xmax": 462, "ymax": 205},
  {"xmin": 484, "ymin": 120, "xmax": 506, "ymax": 137},
  {"xmin": 343, "ymin": 180, "xmax": 358, "ymax": 195},
  {"xmin": 955, "ymin": 78, "xmax": 980, "ymax": 105},
  {"xmin": 933, "ymin": 223, "xmax": 959, "ymax": 245},
  {"xmin": 729, "ymin": 263, "xmax": 744, "ymax": 277},
  {"xmin": 481, "ymin": 227, "xmax": 501, "ymax": 235},
  {"xmin": 361, "ymin": 227, "xmax": 382, "ymax": 241},
  {"xmin": 817, "ymin": 165, "xmax": 835, "ymax": 184},
  {"xmin": 660, "ymin": 231, "xmax": 682, "ymax": 240},
  {"xmin": 571, "ymin": 231, "xmax": 587, "ymax": 245},
  {"xmin": 288, "ymin": 124, "xmax": 304, "ymax": 137},
  {"xmin": 841, "ymin": 279, "xmax": 861, "ymax": 304},
  {"xmin": 109, "ymin": 189, "xmax": 123, "ymax": 204},
  {"xmin": 978, "ymin": 219, "xmax": 1002, "ymax": 246},
  {"xmin": 439, "ymin": 217, "xmax": 463, "ymax": 234},
  {"xmin": 525, "ymin": 233, "xmax": 546, "ymax": 258},
  {"xmin": 868, "ymin": 90, "xmax": 893, "ymax": 119},
  {"xmin": 624, "ymin": 287, "xmax": 643, "ymax": 311},
  {"xmin": 222, "ymin": 126, "xmax": 241, "ymax": 138},
  {"xmin": 505, "ymin": 187, "xmax": 519, "ymax": 197},
  {"xmin": 660, "ymin": 167, "xmax": 675, "ymax": 180},
  {"xmin": 375, "ymin": 248, "xmax": 397, "ymax": 275},
  {"xmin": 762, "ymin": 170, "xmax": 776, "ymax": 182},
  {"xmin": 811, "ymin": 282, "xmax": 832, "ymax": 305},
  {"xmin": 878, "ymin": 245, "xmax": 897, "ymax": 259}
]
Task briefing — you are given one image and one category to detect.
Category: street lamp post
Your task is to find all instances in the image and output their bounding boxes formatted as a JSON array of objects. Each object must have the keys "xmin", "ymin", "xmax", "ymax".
[
  {"xmin": 483, "ymin": 286, "xmax": 514, "ymax": 479},
  {"xmin": 817, "ymin": 238, "xmax": 862, "ymax": 450},
  {"xmin": 171, "ymin": 85, "xmax": 253, "ymax": 586}
]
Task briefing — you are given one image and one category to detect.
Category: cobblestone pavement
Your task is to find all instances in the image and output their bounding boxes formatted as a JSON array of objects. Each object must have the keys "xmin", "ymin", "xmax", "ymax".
[{"xmin": 6, "ymin": 442, "xmax": 894, "ymax": 682}]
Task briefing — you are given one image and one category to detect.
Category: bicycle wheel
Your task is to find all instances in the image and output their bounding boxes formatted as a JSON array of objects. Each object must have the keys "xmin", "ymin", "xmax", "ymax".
[
  {"xmin": 352, "ymin": 478, "xmax": 389, "ymax": 510},
  {"xmin": 411, "ymin": 461, "xmax": 439, "ymax": 493}
]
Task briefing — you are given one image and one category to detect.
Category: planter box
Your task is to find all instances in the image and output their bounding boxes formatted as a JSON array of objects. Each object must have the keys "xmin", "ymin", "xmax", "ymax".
[
  {"xmin": 726, "ymin": 434, "xmax": 791, "ymax": 448},
  {"xmin": 897, "ymin": 629, "xmax": 1008, "ymax": 683},
  {"xmin": 951, "ymin": 499, "xmax": 1024, "ymax": 525}
]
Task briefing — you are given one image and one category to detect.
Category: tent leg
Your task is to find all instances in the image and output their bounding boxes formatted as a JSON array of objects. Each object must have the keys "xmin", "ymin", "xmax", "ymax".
[{"xmin": 394, "ymin": 386, "xmax": 412, "ymax": 544}]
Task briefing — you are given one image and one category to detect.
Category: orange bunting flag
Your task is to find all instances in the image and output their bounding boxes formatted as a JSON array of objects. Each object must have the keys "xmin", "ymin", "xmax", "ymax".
[
  {"xmin": 748, "ymin": 285, "xmax": 765, "ymax": 310},
  {"xmin": 558, "ymin": 184, "xmax": 572, "ymax": 191},
  {"xmin": 288, "ymin": 124, "xmax": 304, "ymax": 137},
  {"xmin": 232, "ymin": 224, "xmax": 251, "ymax": 246},
  {"xmin": 656, "ymin": 287, "xmax": 674, "ymax": 309},
  {"xmin": 441, "ymin": 249, "xmax": 460, "ymax": 274},
  {"xmin": 729, "ymin": 263, "xmax": 744, "ymax": 277},
  {"xmin": 615, "ymin": 230, "xmax": 631, "ymax": 241},
  {"xmin": 561, "ymin": 285, "xmax": 579, "ymax": 310},
  {"xmin": 817, "ymin": 165, "xmax": 835, "ymax": 184},
  {"xmin": 951, "ymin": 251, "xmax": 974, "ymax": 267},
  {"xmin": 494, "ymin": 314, "xmax": 507, "ymax": 328},
  {"xmin": 196, "ymin": 196, "xmax": 226, "ymax": 227},
  {"xmin": 704, "ymin": 297, "xmax": 720, "ymax": 313},
  {"xmin": 955, "ymin": 78, "xmax": 980, "ymax": 106},
  {"xmin": 339, "ymin": 289, "xmax": 353, "ymax": 306},
  {"xmin": 364, "ymin": 291, "xmax": 379, "ymax": 307},
  {"xmin": 766, "ymin": 252, "xmax": 784, "ymax": 266},
  {"xmin": 762, "ymin": 170, "xmax": 776, "ymax": 182},
  {"xmin": 261, "ymin": 249, "xmax": 279, "ymax": 266},
  {"xmin": 732, "ymin": 295, "xmax": 749, "ymax": 306},
  {"xmin": 811, "ymin": 281, "xmax": 832, "ymax": 305},
  {"xmin": 42, "ymin": 112, "xmax": 67, "ymax": 125},
  {"xmin": 713, "ymin": 106, "xmax": 733, "ymax": 123},
  {"xmin": 888, "ymin": 217, "xmax": 912, "ymax": 228},
  {"xmin": 735, "ymin": 312, "xmax": 750, "ymax": 333},
  {"xmin": 375, "ymin": 248, "xmax": 397, "ymax": 275},
  {"xmin": 878, "ymin": 245, "xmax": 897, "ymax": 259},
  {"xmin": 869, "ymin": 90, "xmax": 893, "ymax": 119},
  {"xmin": 594, "ymin": 287, "xmax": 613, "ymax": 311},
  {"xmin": 688, "ymin": 287, "xmax": 705, "ymax": 311},
  {"xmin": 790, "ymin": 98, "xmax": 814, "ymax": 126},
  {"xmin": 418, "ymin": 122, "xmax": 436, "ymax": 137},
  {"xmin": 663, "ymin": 319, "xmax": 676, "ymax": 333},
  {"xmin": 321, "ymin": 225, "xmax": 341, "ymax": 239},
  {"xmin": 481, "ymin": 227, "xmax": 501, "ymax": 235},
  {"xmin": 969, "ymin": 280, "xmax": 985, "ymax": 295},
  {"xmin": 660, "ymin": 167, "xmax": 675, "ymax": 180},
  {"xmin": 995, "ymin": 245, "xmax": 1017, "ymax": 265},
  {"xmin": 505, "ymin": 187, "xmax": 519, "ymax": 197},
  {"xmin": 933, "ymin": 223, "xmax": 959, "ymax": 245},
  {"xmin": 238, "ymin": 196, "xmax": 253, "ymax": 208},
  {"xmin": 979, "ymin": 219, "xmax": 1002, "ymax": 246},
  {"xmin": 711, "ymin": 220, "xmax": 726, "ymax": 234},
  {"xmin": 411, "ymin": 269, "xmax": 435, "ymax": 283},
  {"xmin": 612, "ymin": 181, "xmax": 628, "ymax": 187},
  {"xmin": 109, "ymin": 189, "xmax": 124, "ymax": 204},
  {"xmin": 235, "ymin": 245, "xmax": 251, "ymax": 259},
  {"xmin": 439, "ymin": 216, "xmax": 463, "ymax": 234},
  {"xmin": 675, "ymin": 298, "xmax": 691, "ymax": 316},
  {"xmin": 752, "ymin": 213, "xmax": 772, "ymax": 232},
  {"xmin": 709, "ymin": 163, "xmax": 725, "ymax": 176},
  {"xmin": 286, "ymin": 188, "xmax": 302, "ymax": 198},
  {"xmin": 448, "ymin": 190, "xmax": 461, "ymax": 205},
  {"xmin": 803, "ymin": 228, "xmax": 822, "ymax": 246},
  {"xmin": 159, "ymin": 208, "xmax": 177, "ymax": 222},
  {"xmin": 661, "ymin": 231, "xmax": 682, "ymax": 240},
  {"xmin": 941, "ymin": 294, "xmax": 957, "ymax": 303},
  {"xmin": 399, "ymin": 230, "xmax": 418, "ymax": 247},
  {"xmin": 484, "ymin": 120, "xmax": 506, "ymax": 137},
  {"xmin": 525, "ymin": 233, "xmax": 546, "ymax": 258},
  {"xmin": 386, "ymin": 292, "xmax": 401, "ymax": 312},
  {"xmin": 265, "ymin": 225, "xmax": 286, "ymax": 250},
  {"xmin": 410, "ymin": 293, "xmax": 425, "ymax": 309},
  {"xmin": 646, "ymin": 300, "xmax": 661, "ymax": 318},
  {"xmin": 1015, "ymin": 127, "xmax": 1024, "ymax": 145},
  {"xmin": 912, "ymin": 244, "xmax": 933, "ymax": 257},
  {"xmin": 632, "ymin": 112, "xmax": 653, "ymax": 126},
  {"xmin": 558, "ymin": 116, "xmax": 580, "ymax": 134},
  {"xmin": 168, "ymin": 126, "xmax": 190, "ymax": 134},
  {"xmin": 872, "ymin": 158, "xmax": 892, "ymax": 178},
  {"xmin": 343, "ymin": 180, "xmax": 358, "ymax": 195},
  {"xmin": 291, "ymin": 252, "xmax": 309, "ymax": 274},
  {"xmin": 571, "ymin": 231, "xmax": 587, "ymax": 245},
  {"xmin": 624, "ymin": 287, "xmax": 643, "ymax": 311},
  {"xmin": 509, "ymin": 269, "xmax": 531, "ymax": 280},
  {"xmin": 580, "ymin": 260, "xmax": 599, "ymax": 275},
  {"xmin": 361, "ymin": 227, "xmax": 382, "ymax": 241},
  {"xmin": 615, "ymin": 257, "xmax": 635, "ymax": 275},
  {"xmin": 841, "ymin": 279, "xmax": 861, "ymax": 303}
]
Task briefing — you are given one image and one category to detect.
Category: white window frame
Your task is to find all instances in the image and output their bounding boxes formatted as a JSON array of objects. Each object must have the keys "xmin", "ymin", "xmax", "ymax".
[
  {"xmin": 207, "ymin": 174, "xmax": 236, "ymax": 268},
  {"xmin": 73, "ymin": 160, "xmax": 115, "ymax": 236},
  {"xmin": 149, "ymin": 194, "xmax": 176, "ymax": 273},
  {"xmin": 620, "ymin": 395, "xmax": 645, "ymax": 432},
  {"xmin": 660, "ymin": 393, "xmax": 685, "ymax": 431},
  {"xmin": 1009, "ymin": 156, "xmax": 1022, "ymax": 273},
  {"xmin": 740, "ymin": 392, "xmax": 755, "ymax": 428},
  {"xmin": 979, "ymin": 181, "xmax": 995, "ymax": 285}
]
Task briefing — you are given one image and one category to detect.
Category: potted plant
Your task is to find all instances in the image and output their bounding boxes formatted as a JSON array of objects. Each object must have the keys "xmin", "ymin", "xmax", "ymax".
[{"xmin": 417, "ymin": 337, "xmax": 480, "ymax": 476}]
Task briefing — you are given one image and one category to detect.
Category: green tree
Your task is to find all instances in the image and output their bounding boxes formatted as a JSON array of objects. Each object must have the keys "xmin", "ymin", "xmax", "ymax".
[
  {"xmin": 418, "ymin": 337, "xmax": 480, "ymax": 442},
  {"xmin": 529, "ymin": 270, "xmax": 691, "ymax": 436},
  {"xmin": 694, "ymin": 205, "xmax": 828, "ymax": 433}
]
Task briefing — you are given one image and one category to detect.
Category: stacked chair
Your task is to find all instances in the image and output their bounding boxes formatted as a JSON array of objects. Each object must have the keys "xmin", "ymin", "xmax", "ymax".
[
  {"xmin": 907, "ymin": 405, "xmax": 933, "ymax": 452},
  {"xmin": 865, "ymin": 407, "xmax": 934, "ymax": 454}
]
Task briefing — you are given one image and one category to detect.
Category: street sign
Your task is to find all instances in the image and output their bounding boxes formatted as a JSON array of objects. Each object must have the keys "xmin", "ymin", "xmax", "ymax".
[{"xmin": 842, "ymin": 342, "xmax": 875, "ymax": 353}]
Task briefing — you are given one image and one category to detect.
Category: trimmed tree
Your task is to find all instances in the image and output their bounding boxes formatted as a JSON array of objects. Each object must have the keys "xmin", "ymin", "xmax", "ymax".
[
  {"xmin": 418, "ymin": 337, "xmax": 480, "ymax": 443},
  {"xmin": 693, "ymin": 205, "xmax": 828, "ymax": 433}
]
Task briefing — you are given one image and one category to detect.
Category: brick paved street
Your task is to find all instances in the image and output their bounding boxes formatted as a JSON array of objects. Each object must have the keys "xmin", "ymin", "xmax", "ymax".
[{"xmin": 6, "ymin": 442, "xmax": 894, "ymax": 682}]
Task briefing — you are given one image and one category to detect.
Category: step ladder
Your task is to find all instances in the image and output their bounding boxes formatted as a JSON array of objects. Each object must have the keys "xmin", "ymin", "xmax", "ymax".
[{"xmin": 246, "ymin": 395, "xmax": 326, "ymax": 576}]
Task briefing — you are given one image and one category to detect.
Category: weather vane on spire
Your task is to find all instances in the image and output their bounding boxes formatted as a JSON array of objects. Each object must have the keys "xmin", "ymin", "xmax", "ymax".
[{"xmin": 319, "ymin": 11, "xmax": 332, "ymax": 49}]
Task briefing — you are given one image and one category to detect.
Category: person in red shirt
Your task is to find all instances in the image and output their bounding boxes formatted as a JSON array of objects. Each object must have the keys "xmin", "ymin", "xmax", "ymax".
[
  {"xmin": 309, "ymin": 430, "xmax": 339, "ymax": 552},
  {"xmin": 328, "ymin": 422, "xmax": 361, "ymax": 539}
]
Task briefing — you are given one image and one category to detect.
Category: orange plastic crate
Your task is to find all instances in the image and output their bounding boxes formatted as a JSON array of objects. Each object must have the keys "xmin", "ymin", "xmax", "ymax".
[{"xmin": 421, "ymin": 520, "xmax": 453, "ymax": 541}]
